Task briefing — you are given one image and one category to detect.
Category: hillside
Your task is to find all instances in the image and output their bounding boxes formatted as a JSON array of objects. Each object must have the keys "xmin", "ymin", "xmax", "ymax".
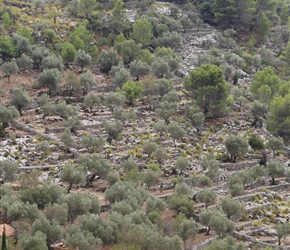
[{"xmin": 1, "ymin": 0, "xmax": 290, "ymax": 250}]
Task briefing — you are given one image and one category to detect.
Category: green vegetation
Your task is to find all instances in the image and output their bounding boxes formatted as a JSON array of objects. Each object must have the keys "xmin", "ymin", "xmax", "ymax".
[{"xmin": 1, "ymin": 0, "xmax": 290, "ymax": 249}]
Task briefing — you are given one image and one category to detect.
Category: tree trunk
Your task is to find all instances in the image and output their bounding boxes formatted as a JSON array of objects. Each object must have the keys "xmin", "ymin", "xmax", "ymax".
[
  {"xmin": 69, "ymin": 215, "xmax": 74, "ymax": 224},
  {"xmin": 204, "ymin": 101, "xmax": 208, "ymax": 114},
  {"xmin": 86, "ymin": 173, "xmax": 97, "ymax": 187},
  {"xmin": 47, "ymin": 243, "xmax": 53, "ymax": 250},
  {"xmin": 206, "ymin": 226, "xmax": 211, "ymax": 235},
  {"xmin": 67, "ymin": 183, "xmax": 73, "ymax": 193},
  {"xmin": 271, "ymin": 176, "xmax": 275, "ymax": 185},
  {"xmin": 233, "ymin": 156, "xmax": 236, "ymax": 163}
]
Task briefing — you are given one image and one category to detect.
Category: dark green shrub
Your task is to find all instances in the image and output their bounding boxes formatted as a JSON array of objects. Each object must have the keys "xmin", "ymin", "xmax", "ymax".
[{"xmin": 248, "ymin": 134, "xmax": 264, "ymax": 150}]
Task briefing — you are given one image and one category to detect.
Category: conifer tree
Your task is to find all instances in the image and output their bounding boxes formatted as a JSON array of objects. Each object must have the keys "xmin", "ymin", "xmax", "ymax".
[{"xmin": 1, "ymin": 226, "xmax": 8, "ymax": 250}]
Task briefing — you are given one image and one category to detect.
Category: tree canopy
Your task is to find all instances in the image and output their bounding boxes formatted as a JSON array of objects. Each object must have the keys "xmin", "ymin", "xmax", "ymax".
[{"xmin": 184, "ymin": 64, "xmax": 229, "ymax": 116}]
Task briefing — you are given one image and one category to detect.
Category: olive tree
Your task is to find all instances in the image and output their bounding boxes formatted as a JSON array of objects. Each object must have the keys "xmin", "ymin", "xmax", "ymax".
[
  {"xmin": 198, "ymin": 176, "xmax": 212, "ymax": 188},
  {"xmin": 17, "ymin": 53, "xmax": 33, "ymax": 71},
  {"xmin": 102, "ymin": 120, "xmax": 123, "ymax": 141},
  {"xmin": 115, "ymin": 40, "xmax": 142, "ymax": 65},
  {"xmin": 12, "ymin": 33, "xmax": 32, "ymax": 56},
  {"xmin": 267, "ymin": 161, "xmax": 285, "ymax": 185},
  {"xmin": 64, "ymin": 225, "xmax": 102, "ymax": 250},
  {"xmin": 204, "ymin": 236, "xmax": 246, "ymax": 250},
  {"xmin": 81, "ymin": 133, "xmax": 104, "ymax": 153},
  {"xmin": 153, "ymin": 120, "xmax": 168, "ymax": 137},
  {"xmin": 145, "ymin": 196, "xmax": 166, "ymax": 214},
  {"xmin": 121, "ymin": 157, "xmax": 138, "ymax": 172},
  {"xmin": 9, "ymin": 86, "xmax": 32, "ymax": 116},
  {"xmin": 143, "ymin": 141, "xmax": 158, "ymax": 158},
  {"xmin": 156, "ymin": 101, "xmax": 178, "ymax": 124},
  {"xmin": 176, "ymin": 156, "xmax": 190, "ymax": 175},
  {"xmin": 0, "ymin": 105, "xmax": 19, "ymax": 136},
  {"xmin": 174, "ymin": 183, "xmax": 191, "ymax": 197},
  {"xmin": 62, "ymin": 116, "xmax": 82, "ymax": 133},
  {"xmin": 154, "ymin": 31, "xmax": 182, "ymax": 50},
  {"xmin": 77, "ymin": 153, "xmax": 111, "ymax": 187},
  {"xmin": 32, "ymin": 46, "xmax": 50, "ymax": 68},
  {"xmin": 157, "ymin": 78, "xmax": 174, "ymax": 98},
  {"xmin": 44, "ymin": 203, "xmax": 68, "ymax": 225},
  {"xmin": 221, "ymin": 197, "xmax": 244, "ymax": 220},
  {"xmin": 41, "ymin": 54, "xmax": 64, "ymax": 71},
  {"xmin": 38, "ymin": 68, "xmax": 62, "ymax": 95},
  {"xmin": 104, "ymin": 92, "xmax": 126, "ymax": 112},
  {"xmin": 31, "ymin": 214, "xmax": 62, "ymax": 248},
  {"xmin": 151, "ymin": 58, "xmax": 170, "ymax": 78},
  {"xmin": 161, "ymin": 90, "xmax": 179, "ymax": 103},
  {"xmin": 80, "ymin": 70, "xmax": 96, "ymax": 93},
  {"xmin": 62, "ymin": 192, "xmax": 100, "ymax": 223},
  {"xmin": 84, "ymin": 92, "xmax": 101, "ymax": 112},
  {"xmin": 19, "ymin": 231, "xmax": 48, "ymax": 250},
  {"xmin": 229, "ymin": 183, "xmax": 244, "ymax": 197},
  {"xmin": 209, "ymin": 214, "xmax": 235, "ymax": 239},
  {"xmin": 167, "ymin": 193, "xmax": 195, "ymax": 217},
  {"xmin": 275, "ymin": 222, "xmax": 290, "ymax": 246},
  {"xmin": 224, "ymin": 135, "xmax": 249, "ymax": 162},
  {"xmin": 266, "ymin": 137, "xmax": 285, "ymax": 156},
  {"xmin": 129, "ymin": 60, "xmax": 151, "ymax": 80},
  {"xmin": 250, "ymin": 100, "xmax": 268, "ymax": 127},
  {"xmin": 197, "ymin": 189, "xmax": 217, "ymax": 209},
  {"xmin": 33, "ymin": 0, "xmax": 46, "ymax": 15},
  {"xmin": 64, "ymin": 71, "xmax": 81, "ymax": 96},
  {"xmin": 60, "ymin": 128, "xmax": 74, "ymax": 152},
  {"xmin": 142, "ymin": 167, "xmax": 161, "ymax": 190},
  {"xmin": 199, "ymin": 208, "xmax": 223, "ymax": 235},
  {"xmin": 60, "ymin": 164, "xmax": 86, "ymax": 193},
  {"xmin": 112, "ymin": 68, "xmax": 131, "ymax": 88},
  {"xmin": 55, "ymin": 102, "xmax": 78, "ymax": 121},
  {"xmin": 105, "ymin": 181, "xmax": 149, "ymax": 205},
  {"xmin": 74, "ymin": 49, "xmax": 92, "ymax": 72},
  {"xmin": 151, "ymin": 146, "xmax": 168, "ymax": 165},
  {"xmin": 178, "ymin": 218, "xmax": 197, "ymax": 250},
  {"xmin": 0, "ymin": 160, "xmax": 19, "ymax": 184},
  {"xmin": 112, "ymin": 107, "xmax": 136, "ymax": 123},
  {"xmin": 97, "ymin": 49, "xmax": 122, "ymax": 74},
  {"xmin": 168, "ymin": 122, "xmax": 185, "ymax": 146},
  {"xmin": 2, "ymin": 60, "xmax": 19, "ymax": 83},
  {"xmin": 184, "ymin": 104, "xmax": 205, "ymax": 134}
]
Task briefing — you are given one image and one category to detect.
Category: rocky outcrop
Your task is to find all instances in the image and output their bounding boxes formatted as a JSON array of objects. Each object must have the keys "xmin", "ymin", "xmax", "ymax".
[{"xmin": 179, "ymin": 24, "xmax": 217, "ymax": 76}]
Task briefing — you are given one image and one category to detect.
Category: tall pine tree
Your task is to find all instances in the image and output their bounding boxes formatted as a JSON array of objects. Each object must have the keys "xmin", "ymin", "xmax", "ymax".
[
  {"xmin": 1, "ymin": 226, "xmax": 8, "ymax": 250},
  {"xmin": 213, "ymin": 0, "xmax": 238, "ymax": 29},
  {"xmin": 235, "ymin": 0, "xmax": 252, "ymax": 30},
  {"xmin": 258, "ymin": 12, "xmax": 270, "ymax": 42},
  {"xmin": 249, "ymin": 0, "xmax": 278, "ymax": 31}
]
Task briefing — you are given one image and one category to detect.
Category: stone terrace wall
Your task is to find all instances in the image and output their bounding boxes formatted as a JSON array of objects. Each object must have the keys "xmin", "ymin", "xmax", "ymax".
[
  {"xmin": 191, "ymin": 236, "xmax": 218, "ymax": 250},
  {"xmin": 232, "ymin": 231, "xmax": 284, "ymax": 250},
  {"xmin": 219, "ymin": 161, "xmax": 258, "ymax": 171}
]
